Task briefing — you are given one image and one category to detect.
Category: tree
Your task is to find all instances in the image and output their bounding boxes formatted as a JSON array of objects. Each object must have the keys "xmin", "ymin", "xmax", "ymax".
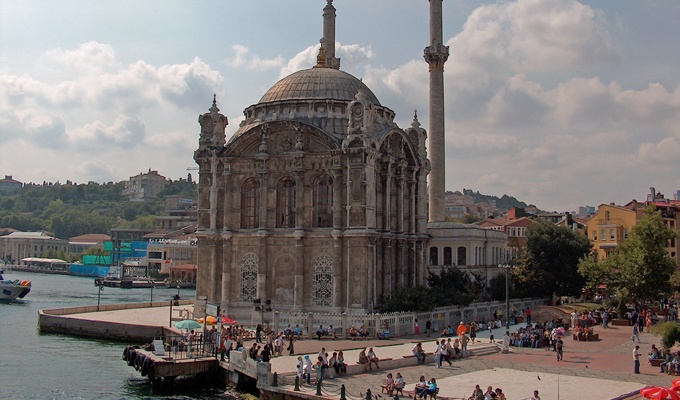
[
  {"xmin": 579, "ymin": 206, "xmax": 678, "ymax": 303},
  {"xmin": 377, "ymin": 267, "xmax": 479, "ymax": 312},
  {"xmin": 513, "ymin": 220, "xmax": 592, "ymax": 298}
]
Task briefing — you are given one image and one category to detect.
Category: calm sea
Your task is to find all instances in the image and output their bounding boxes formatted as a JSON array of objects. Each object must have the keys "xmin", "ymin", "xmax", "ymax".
[{"xmin": 1, "ymin": 270, "xmax": 238, "ymax": 400}]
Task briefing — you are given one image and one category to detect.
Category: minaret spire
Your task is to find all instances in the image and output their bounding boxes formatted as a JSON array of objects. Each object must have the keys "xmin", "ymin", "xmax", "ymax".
[
  {"xmin": 424, "ymin": 0, "xmax": 449, "ymax": 223},
  {"xmin": 323, "ymin": 0, "xmax": 340, "ymax": 69}
]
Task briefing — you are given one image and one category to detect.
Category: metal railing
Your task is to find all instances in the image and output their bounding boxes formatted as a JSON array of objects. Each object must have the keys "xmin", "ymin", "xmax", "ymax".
[{"xmin": 153, "ymin": 332, "xmax": 219, "ymax": 361}]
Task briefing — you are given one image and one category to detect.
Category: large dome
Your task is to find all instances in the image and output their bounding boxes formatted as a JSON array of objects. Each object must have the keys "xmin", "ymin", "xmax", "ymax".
[{"xmin": 258, "ymin": 68, "xmax": 381, "ymax": 106}]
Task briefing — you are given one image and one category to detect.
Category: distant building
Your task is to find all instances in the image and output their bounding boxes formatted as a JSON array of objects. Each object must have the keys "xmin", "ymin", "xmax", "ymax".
[
  {"xmin": 477, "ymin": 208, "xmax": 536, "ymax": 259},
  {"xmin": 0, "ymin": 175, "xmax": 22, "ymax": 191},
  {"xmin": 587, "ymin": 193, "xmax": 679, "ymax": 263},
  {"xmin": 577, "ymin": 206, "xmax": 596, "ymax": 217},
  {"xmin": 155, "ymin": 195, "xmax": 197, "ymax": 230},
  {"xmin": 121, "ymin": 169, "xmax": 167, "ymax": 202},
  {"xmin": 0, "ymin": 231, "xmax": 68, "ymax": 263},
  {"xmin": 68, "ymin": 233, "xmax": 111, "ymax": 254}
]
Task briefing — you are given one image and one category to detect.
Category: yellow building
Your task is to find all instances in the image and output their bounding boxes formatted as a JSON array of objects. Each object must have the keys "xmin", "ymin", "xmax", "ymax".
[{"xmin": 588, "ymin": 200, "xmax": 679, "ymax": 263}]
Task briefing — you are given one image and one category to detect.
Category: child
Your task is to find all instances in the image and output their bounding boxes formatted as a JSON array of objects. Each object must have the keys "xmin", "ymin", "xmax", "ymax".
[{"xmin": 489, "ymin": 325, "xmax": 495, "ymax": 343}]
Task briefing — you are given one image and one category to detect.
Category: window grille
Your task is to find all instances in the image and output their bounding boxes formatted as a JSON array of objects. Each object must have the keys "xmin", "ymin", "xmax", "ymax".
[
  {"xmin": 313, "ymin": 256, "xmax": 333, "ymax": 306},
  {"xmin": 240, "ymin": 254, "xmax": 258, "ymax": 301}
]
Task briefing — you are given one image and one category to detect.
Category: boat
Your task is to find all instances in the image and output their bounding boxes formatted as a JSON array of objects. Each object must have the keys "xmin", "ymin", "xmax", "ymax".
[{"xmin": 0, "ymin": 270, "xmax": 31, "ymax": 300}]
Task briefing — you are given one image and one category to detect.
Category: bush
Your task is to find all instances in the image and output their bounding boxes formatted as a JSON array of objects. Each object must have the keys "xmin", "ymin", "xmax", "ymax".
[{"xmin": 650, "ymin": 322, "xmax": 680, "ymax": 350}]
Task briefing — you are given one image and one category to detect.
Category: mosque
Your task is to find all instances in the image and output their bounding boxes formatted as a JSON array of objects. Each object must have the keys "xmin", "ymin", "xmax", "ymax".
[{"xmin": 193, "ymin": 1, "xmax": 507, "ymax": 318}]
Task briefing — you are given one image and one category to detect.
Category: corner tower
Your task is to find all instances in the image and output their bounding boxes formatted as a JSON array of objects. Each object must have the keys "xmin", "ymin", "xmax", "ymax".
[{"xmin": 424, "ymin": 0, "xmax": 449, "ymax": 223}]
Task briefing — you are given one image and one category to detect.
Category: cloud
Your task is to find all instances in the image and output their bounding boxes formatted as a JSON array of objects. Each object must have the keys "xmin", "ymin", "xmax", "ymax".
[
  {"xmin": 225, "ymin": 44, "xmax": 285, "ymax": 70},
  {"xmin": 448, "ymin": 0, "xmax": 619, "ymax": 88},
  {"xmin": 38, "ymin": 41, "xmax": 119, "ymax": 77},
  {"xmin": 67, "ymin": 115, "xmax": 146, "ymax": 148},
  {"xmin": 279, "ymin": 42, "xmax": 374, "ymax": 79}
]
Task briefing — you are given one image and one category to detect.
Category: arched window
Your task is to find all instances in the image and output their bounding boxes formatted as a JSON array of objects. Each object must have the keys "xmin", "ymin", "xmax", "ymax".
[
  {"xmin": 276, "ymin": 177, "xmax": 296, "ymax": 228},
  {"xmin": 312, "ymin": 256, "xmax": 333, "ymax": 306},
  {"xmin": 240, "ymin": 254, "xmax": 258, "ymax": 301},
  {"xmin": 313, "ymin": 174, "xmax": 333, "ymax": 227},
  {"xmin": 429, "ymin": 247, "xmax": 438, "ymax": 266},
  {"xmin": 457, "ymin": 246, "xmax": 467, "ymax": 266},
  {"xmin": 443, "ymin": 247, "xmax": 453, "ymax": 265},
  {"xmin": 241, "ymin": 178, "xmax": 259, "ymax": 228}
]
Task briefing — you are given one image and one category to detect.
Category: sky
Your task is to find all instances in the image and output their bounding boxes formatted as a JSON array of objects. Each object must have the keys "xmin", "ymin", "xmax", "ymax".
[{"xmin": 1, "ymin": 0, "xmax": 679, "ymax": 212}]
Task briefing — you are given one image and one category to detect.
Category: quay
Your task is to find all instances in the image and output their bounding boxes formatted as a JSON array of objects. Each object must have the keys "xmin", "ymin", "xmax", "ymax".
[{"xmin": 39, "ymin": 303, "xmax": 679, "ymax": 399}]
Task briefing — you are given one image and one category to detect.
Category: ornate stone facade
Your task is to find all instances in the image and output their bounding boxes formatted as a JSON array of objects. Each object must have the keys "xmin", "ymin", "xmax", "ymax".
[{"xmin": 193, "ymin": 2, "xmax": 430, "ymax": 317}]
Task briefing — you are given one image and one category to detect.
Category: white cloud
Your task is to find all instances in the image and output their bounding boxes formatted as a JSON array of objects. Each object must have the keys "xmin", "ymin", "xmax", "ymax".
[
  {"xmin": 225, "ymin": 44, "xmax": 285, "ymax": 70},
  {"xmin": 67, "ymin": 115, "xmax": 145, "ymax": 148}
]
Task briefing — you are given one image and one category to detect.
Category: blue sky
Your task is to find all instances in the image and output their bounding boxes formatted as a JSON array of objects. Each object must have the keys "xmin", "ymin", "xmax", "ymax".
[{"xmin": 1, "ymin": 0, "xmax": 679, "ymax": 212}]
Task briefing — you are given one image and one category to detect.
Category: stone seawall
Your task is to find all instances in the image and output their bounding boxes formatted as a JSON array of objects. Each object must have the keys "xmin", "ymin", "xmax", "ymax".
[{"xmin": 38, "ymin": 300, "xmax": 193, "ymax": 342}]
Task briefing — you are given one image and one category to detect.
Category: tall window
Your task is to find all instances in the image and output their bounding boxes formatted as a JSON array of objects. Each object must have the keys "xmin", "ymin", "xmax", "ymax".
[
  {"xmin": 240, "ymin": 254, "xmax": 258, "ymax": 301},
  {"xmin": 429, "ymin": 247, "xmax": 438, "ymax": 266},
  {"xmin": 443, "ymin": 247, "xmax": 453, "ymax": 265},
  {"xmin": 457, "ymin": 246, "xmax": 467, "ymax": 266},
  {"xmin": 241, "ymin": 178, "xmax": 259, "ymax": 228},
  {"xmin": 312, "ymin": 256, "xmax": 333, "ymax": 306},
  {"xmin": 313, "ymin": 174, "xmax": 333, "ymax": 227},
  {"xmin": 276, "ymin": 177, "xmax": 296, "ymax": 228}
]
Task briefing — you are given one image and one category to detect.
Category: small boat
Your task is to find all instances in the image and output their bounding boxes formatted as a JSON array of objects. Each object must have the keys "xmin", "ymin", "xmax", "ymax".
[{"xmin": 0, "ymin": 270, "xmax": 31, "ymax": 300}]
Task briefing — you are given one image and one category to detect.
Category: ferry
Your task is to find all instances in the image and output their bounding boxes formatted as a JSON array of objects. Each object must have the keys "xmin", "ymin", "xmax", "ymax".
[{"xmin": 0, "ymin": 270, "xmax": 31, "ymax": 300}]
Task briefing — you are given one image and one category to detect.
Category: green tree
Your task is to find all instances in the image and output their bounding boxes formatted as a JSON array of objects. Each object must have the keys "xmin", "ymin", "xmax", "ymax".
[
  {"xmin": 377, "ymin": 267, "xmax": 479, "ymax": 312},
  {"xmin": 579, "ymin": 206, "xmax": 678, "ymax": 303},
  {"xmin": 513, "ymin": 220, "xmax": 592, "ymax": 298}
]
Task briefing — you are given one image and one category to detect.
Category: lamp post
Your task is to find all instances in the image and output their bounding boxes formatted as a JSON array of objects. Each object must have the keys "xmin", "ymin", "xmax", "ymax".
[
  {"xmin": 499, "ymin": 264, "xmax": 512, "ymax": 331},
  {"xmin": 96, "ymin": 281, "xmax": 104, "ymax": 311},
  {"xmin": 169, "ymin": 285, "xmax": 181, "ymax": 328},
  {"xmin": 147, "ymin": 278, "xmax": 154, "ymax": 306}
]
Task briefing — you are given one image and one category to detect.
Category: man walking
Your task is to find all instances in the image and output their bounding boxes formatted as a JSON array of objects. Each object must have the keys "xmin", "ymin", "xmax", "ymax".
[
  {"xmin": 556, "ymin": 336, "xmax": 564, "ymax": 361},
  {"xmin": 631, "ymin": 324, "xmax": 641, "ymax": 343},
  {"xmin": 633, "ymin": 345, "xmax": 641, "ymax": 374}
]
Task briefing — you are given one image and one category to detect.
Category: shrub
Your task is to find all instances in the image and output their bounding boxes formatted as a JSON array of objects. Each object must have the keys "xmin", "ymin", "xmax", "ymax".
[{"xmin": 650, "ymin": 322, "xmax": 680, "ymax": 350}]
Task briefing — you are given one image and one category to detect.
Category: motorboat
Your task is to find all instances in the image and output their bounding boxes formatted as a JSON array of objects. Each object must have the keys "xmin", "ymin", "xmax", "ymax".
[{"xmin": 0, "ymin": 270, "xmax": 31, "ymax": 300}]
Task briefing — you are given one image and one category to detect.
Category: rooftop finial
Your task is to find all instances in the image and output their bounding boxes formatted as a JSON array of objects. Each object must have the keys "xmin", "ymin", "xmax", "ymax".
[
  {"xmin": 209, "ymin": 94, "xmax": 219, "ymax": 113},
  {"xmin": 314, "ymin": 39, "xmax": 328, "ymax": 68},
  {"xmin": 411, "ymin": 109, "xmax": 421, "ymax": 129}
]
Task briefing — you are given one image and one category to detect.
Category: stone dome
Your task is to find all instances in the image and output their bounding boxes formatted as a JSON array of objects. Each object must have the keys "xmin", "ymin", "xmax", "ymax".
[{"xmin": 258, "ymin": 67, "xmax": 381, "ymax": 106}]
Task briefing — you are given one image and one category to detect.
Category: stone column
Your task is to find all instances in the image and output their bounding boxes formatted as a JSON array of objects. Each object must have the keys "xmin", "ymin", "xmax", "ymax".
[{"xmin": 424, "ymin": 0, "xmax": 449, "ymax": 223}]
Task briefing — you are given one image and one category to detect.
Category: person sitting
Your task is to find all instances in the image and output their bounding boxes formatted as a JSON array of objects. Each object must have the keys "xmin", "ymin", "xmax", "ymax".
[
  {"xmin": 359, "ymin": 325, "xmax": 369, "ymax": 338},
  {"xmin": 660, "ymin": 349, "xmax": 672, "ymax": 373},
  {"xmin": 394, "ymin": 372, "xmax": 405, "ymax": 395},
  {"xmin": 419, "ymin": 378, "xmax": 437, "ymax": 399},
  {"xmin": 412, "ymin": 342, "xmax": 427, "ymax": 364},
  {"xmin": 648, "ymin": 344, "xmax": 660, "ymax": 363},
  {"xmin": 382, "ymin": 373, "xmax": 395, "ymax": 395},
  {"xmin": 327, "ymin": 325, "xmax": 336, "ymax": 339},
  {"xmin": 316, "ymin": 325, "xmax": 326, "ymax": 340},
  {"xmin": 367, "ymin": 347, "xmax": 380, "ymax": 369},
  {"xmin": 349, "ymin": 325, "xmax": 358, "ymax": 340},
  {"xmin": 414, "ymin": 376, "xmax": 428, "ymax": 398},
  {"xmin": 358, "ymin": 348, "xmax": 370, "ymax": 372}
]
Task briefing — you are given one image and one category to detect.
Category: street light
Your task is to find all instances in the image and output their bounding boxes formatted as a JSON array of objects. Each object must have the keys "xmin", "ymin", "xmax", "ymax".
[
  {"xmin": 169, "ymin": 285, "xmax": 180, "ymax": 328},
  {"xmin": 499, "ymin": 263, "xmax": 513, "ymax": 331},
  {"xmin": 147, "ymin": 278, "xmax": 154, "ymax": 305},
  {"xmin": 96, "ymin": 280, "xmax": 104, "ymax": 311}
]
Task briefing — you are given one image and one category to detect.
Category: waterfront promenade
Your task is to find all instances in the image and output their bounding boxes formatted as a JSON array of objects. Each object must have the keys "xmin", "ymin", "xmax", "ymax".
[{"xmin": 66, "ymin": 305, "xmax": 677, "ymax": 399}]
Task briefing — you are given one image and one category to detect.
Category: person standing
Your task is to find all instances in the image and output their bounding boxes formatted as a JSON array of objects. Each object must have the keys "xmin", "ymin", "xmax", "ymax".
[
  {"xmin": 414, "ymin": 319, "xmax": 420, "ymax": 335},
  {"xmin": 633, "ymin": 345, "xmax": 641, "ymax": 374},
  {"xmin": 631, "ymin": 324, "xmax": 641, "ymax": 343},
  {"xmin": 556, "ymin": 336, "xmax": 564, "ymax": 361},
  {"xmin": 526, "ymin": 307, "xmax": 532, "ymax": 325},
  {"xmin": 603, "ymin": 310, "xmax": 610, "ymax": 328}
]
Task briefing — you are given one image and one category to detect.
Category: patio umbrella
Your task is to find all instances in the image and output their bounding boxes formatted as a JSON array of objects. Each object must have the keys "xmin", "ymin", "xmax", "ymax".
[
  {"xmin": 674, "ymin": 378, "xmax": 680, "ymax": 386},
  {"xmin": 175, "ymin": 319, "xmax": 202, "ymax": 330},
  {"xmin": 221, "ymin": 315, "xmax": 238, "ymax": 325},
  {"xmin": 640, "ymin": 387, "xmax": 680, "ymax": 400},
  {"xmin": 196, "ymin": 316, "xmax": 218, "ymax": 325}
]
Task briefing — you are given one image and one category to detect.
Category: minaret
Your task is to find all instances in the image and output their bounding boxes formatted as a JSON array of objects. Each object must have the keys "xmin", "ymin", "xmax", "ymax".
[
  {"xmin": 323, "ymin": 0, "xmax": 340, "ymax": 69},
  {"xmin": 424, "ymin": 0, "xmax": 449, "ymax": 222}
]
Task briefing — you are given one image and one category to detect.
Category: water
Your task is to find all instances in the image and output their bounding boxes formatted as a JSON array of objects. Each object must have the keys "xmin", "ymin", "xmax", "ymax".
[{"xmin": 0, "ymin": 271, "xmax": 235, "ymax": 400}]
